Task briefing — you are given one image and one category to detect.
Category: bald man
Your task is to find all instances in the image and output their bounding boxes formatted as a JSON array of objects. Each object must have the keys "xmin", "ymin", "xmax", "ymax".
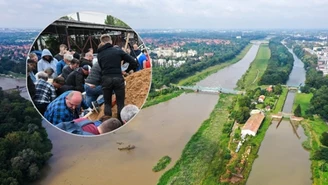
[{"xmin": 44, "ymin": 90, "xmax": 83, "ymax": 125}]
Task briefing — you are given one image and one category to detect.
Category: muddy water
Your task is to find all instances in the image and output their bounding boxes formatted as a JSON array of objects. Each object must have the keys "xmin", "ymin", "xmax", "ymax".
[
  {"xmin": 196, "ymin": 44, "xmax": 260, "ymax": 89},
  {"xmin": 246, "ymin": 47, "xmax": 311, "ymax": 185},
  {"xmin": 0, "ymin": 77, "xmax": 28, "ymax": 99},
  {"xmin": 34, "ymin": 93, "xmax": 219, "ymax": 185},
  {"xmin": 35, "ymin": 42, "xmax": 261, "ymax": 185}
]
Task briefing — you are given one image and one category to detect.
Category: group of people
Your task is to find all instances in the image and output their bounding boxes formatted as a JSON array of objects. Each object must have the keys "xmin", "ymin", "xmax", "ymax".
[{"xmin": 27, "ymin": 34, "xmax": 150, "ymax": 135}]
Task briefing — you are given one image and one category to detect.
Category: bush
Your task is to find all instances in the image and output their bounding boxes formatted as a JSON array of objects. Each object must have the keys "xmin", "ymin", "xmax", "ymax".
[
  {"xmin": 224, "ymin": 153, "xmax": 232, "ymax": 160},
  {"xmin": 320, "ymin": 132, "xmax": 328, "ymax": 147},
  {"xmin": 152, "ymin": 156, "xmax": 172, "ymax": 172},
  {"xmin": 302, "ymin": 141, "xmax": 311, "ymax": 150}
]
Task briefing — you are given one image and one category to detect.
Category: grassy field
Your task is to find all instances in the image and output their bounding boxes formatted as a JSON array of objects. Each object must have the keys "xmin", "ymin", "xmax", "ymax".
[
  {"xmin": 273, "ymin": 87, "xmax": 288, "ymax": 114},
  {"xmin": 157, "ymin": 94, "xmax": 234, "ymax": 185},
  {"xmin": 292, "ymin": 93, "xmax": 313, "ymax": 116},
  {"xmin": 178, "ymin": 44, "xmax": 252, "ymax": 86},
  {"xmin": 293, "ymin": 93, "xmax": 328, "ymax": 185},
  {"xmin": 236, "ymin": 44, "xmax": 270, "ymax": 90}
]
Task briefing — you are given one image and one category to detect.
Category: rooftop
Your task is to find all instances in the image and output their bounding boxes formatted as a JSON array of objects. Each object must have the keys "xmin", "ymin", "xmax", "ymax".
[{"xmin": 242, "ymin": 113, "xmax": 265, "ymax": 133}]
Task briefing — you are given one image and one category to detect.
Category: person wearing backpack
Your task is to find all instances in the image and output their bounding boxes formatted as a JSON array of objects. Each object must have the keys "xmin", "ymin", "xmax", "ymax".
[{"xmin": 55, "ymin": 117, "xmax": 122, "ymax": 135}]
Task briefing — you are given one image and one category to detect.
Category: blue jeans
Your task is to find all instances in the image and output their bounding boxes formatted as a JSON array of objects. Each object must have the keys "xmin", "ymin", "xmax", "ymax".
[{"xmin": 84, "ymin": 84, "xmax": 103, "ymax": 108}]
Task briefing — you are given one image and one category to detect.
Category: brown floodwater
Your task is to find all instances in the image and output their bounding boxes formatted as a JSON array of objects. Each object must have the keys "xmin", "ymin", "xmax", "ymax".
[
  {"xmin": 196, "ymin": 44, "xmax": 260, "ymax": 89},
  {"xmin": 0, "ymin": 77, "xmax": 28, "ymax": 99},
  {"xmin": 33, "ymin": 42, "xmax": 263, "ymax": 185},
  {"xmin": 34, "ymin": 93, "xmax": 219, "ymax": 185}
]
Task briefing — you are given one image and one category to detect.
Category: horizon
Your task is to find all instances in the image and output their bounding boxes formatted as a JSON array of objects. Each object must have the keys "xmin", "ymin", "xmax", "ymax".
[
  {"xmin": 1, "ymin": 0, "xmax": 328, "ymax": 30},
  {"xmin": 2, "ymin": 27, "xmax": 328, "ymax": 31}
]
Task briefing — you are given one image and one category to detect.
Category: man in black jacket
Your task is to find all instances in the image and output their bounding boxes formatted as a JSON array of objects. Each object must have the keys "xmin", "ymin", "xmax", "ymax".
[
  {"xmin": 65, "ymin": 65, "xmax": 90, "ymax": 92},
  {"xmin": 97, "ymin": 34, "xmax": 137, "ymax": 121},
  {"xmin": 80, "ymin": 52, "xmax": 93, "ymax": 67}
]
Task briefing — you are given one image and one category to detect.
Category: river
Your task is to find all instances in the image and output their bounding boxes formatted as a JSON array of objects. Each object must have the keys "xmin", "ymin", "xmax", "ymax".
[
  {"xmin": 5, "ymin": 41, "xmax": 310, "ymax": 185},
  {"xmin": 246, "ymin": 47, "xmax": 311, "ymax": 185},
  {"xmin": 0, "ymin": 77, "xmax": 28, "ymax": 99},
  {"xmin": 36, "ymin": 93, "xmax": 219, "ymax": 185},
  {"xmin": 30, "ymin": 42, "xmax": 261, "ymax": 185},
  {"xmin": 196, "ymin": 44, "xmax": 260, "ymax": 89}
]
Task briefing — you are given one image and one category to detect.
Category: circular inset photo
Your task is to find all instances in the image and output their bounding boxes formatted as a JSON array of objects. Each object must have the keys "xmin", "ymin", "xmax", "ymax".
[{"xmin": 26, "ymin": 11, "xmax": 152, "ymax": 136}]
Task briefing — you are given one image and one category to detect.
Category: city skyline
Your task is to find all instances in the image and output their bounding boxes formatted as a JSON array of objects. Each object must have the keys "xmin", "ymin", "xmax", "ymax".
[{"xmin": 0, "ymin": 0, "xmax": 328, "ymax": 30}]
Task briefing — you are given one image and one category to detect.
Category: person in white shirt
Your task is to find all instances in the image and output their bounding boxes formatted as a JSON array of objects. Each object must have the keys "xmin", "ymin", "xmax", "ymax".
[{"xmin": 37, "ymin": 49, "xmax": 58, "ymax": 78}]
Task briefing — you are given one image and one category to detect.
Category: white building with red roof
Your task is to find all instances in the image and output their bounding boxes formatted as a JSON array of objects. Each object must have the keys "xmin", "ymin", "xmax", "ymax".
[{"xmin": 241, "ymin": 112, "xmax": 265, "ymax": 137}]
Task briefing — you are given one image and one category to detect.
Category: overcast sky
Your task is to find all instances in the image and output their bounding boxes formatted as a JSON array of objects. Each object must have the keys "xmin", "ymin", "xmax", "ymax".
[{"xmin": 1, "ymin": 0, "xmax": 328, "ymax": 30}]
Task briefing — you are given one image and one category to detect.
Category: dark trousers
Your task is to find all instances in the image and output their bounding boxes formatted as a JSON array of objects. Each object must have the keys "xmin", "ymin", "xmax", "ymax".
[
  {"xmin": 35, "ymin": 103, "xmax": 49, "ymax": 116},
  {"xmin": 102, "ymin": 77, "xmax": 125, "ymax": 122}
]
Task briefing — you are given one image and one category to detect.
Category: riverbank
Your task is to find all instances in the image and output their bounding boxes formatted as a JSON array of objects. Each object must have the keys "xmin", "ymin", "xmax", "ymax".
[
  {"xmin": 143, "ymin": 90, "xmax": 185, "ymax": 108},
  {"xmin": 0, "ymin": 71, "xmax": 25, "ymax": 79},
  {"xmin": 178, "ymin": 44, "xmax": 252, "ymax": 86},
  {"xmin": 293, "ymin": 93, "xmax": 328, "ymax": 185},
  {"xmin": 236, "ymin": 44, "xmax": 270, "ymax": 90},
  {"xmin": 144, "ymin": 44, "xmax": 252, "ymax": 108},
  {"xmin": 157, "ymin": 94, "xmax": 234, "ymax": 185}
]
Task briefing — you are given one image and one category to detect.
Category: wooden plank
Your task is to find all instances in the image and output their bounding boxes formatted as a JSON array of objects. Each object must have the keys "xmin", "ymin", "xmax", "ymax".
[{"xmin": 124, "ymin": 33, "xmax": 130, "ymax": 51}]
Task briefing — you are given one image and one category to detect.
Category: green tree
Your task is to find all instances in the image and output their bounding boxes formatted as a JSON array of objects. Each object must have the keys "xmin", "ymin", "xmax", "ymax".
[
  {"xmin": 294, "ymin": 104, "xmax": 302, "ymax": 117},
  {"xmin": 238, "ymin": 96, "xmax": 251, "ymax": 107},
  {"xmin": 307, "ymin": 85, "xmax": 328, "ymax": 120},
  {"xmin": 115, "ymin": 19, "xmax": 130, "ymax": 28},
  {"xmin": 104, "ymin": 15, "xmax": 115, "ymax": 25},
  {"xmin": 235, "ymin": 107, "xmax": 250, "ymax": 123},
  {"xmin": 274, "ymin": 84, "xmax": 282, "ymax": 95},
  {"xmin": 320, "ymin": 132, "xmax": 328, "ymax": 147},
  {"xmin": 59, "ymin": 16, "xmax": 74, "ymax": 20}
]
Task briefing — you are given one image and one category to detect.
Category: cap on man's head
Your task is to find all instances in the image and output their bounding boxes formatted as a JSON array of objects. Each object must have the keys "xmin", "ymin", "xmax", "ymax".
[{"xmin": 82, "ymin": 65, "xmax": 91, "ymax": 72}]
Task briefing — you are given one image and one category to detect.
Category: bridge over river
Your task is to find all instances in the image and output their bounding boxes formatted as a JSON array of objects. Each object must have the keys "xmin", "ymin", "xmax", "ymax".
[{"xmin": 176, "ymin": 85, "xmax": 245, "ymax": 94}]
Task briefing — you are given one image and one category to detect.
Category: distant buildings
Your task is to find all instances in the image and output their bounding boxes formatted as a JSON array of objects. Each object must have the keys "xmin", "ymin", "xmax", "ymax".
[
  {"xmin": 152, "ymin": 47, "xmax": 197, "ymax": 58},
  {"xmin": 241, "ymin": 112, "xmax": 265, "ymax": 137},
  {"xmin": 304, "ymin": 46, "xmax": 328, "ymax": 76}
]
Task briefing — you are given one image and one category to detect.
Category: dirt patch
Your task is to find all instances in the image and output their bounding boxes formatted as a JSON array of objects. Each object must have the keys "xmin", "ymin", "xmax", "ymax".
[{"xmin": 88, "ymin": 68, "xmax": 151, "ymax": 121}]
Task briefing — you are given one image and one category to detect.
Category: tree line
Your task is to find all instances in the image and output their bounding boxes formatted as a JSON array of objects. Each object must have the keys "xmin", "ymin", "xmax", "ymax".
[
  {"xmin": 0, "ymin": 89, "xmax": 52, "ymax": 185},
  {"xmin": 293, "ymin": 45, "xmax": 328, "ymax": 120},
  {"xmin": 0, "ymin": 57, "xmax": 26, "ymax": 74},
  {"xmin": 151, "ymin": 39, "xmax": 250, "ymax": 89},
  {"xmin": 259, "ymin": 39, "xmax": 294, "ymax": 85}
]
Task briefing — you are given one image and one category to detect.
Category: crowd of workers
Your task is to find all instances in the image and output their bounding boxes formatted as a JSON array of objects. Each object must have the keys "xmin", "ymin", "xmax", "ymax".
[{"xmin": 27, "ymin": 34, "xmax": 151, "ymax": 135}]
